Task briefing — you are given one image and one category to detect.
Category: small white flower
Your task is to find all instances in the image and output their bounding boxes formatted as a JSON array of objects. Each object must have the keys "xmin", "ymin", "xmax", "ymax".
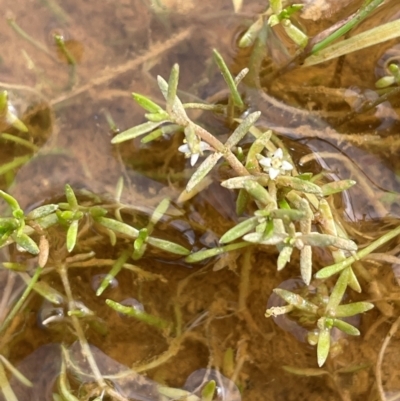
[
  {"xmin": 258, "ymin": 148, "xmax": 293, "ymax": 179},
  {"xmin": 178, "ymin": 141, "xmax": 212, "ymax": 166}
]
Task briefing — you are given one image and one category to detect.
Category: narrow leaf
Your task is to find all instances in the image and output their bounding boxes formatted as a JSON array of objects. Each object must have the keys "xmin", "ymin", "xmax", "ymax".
[
  {"xmin": 132, "ymin": 93, "xmax": 163, "ymax": 113},
  {"xmin": 186, "ymin": 152, "xmax": 222, "ymax": 192},
  {"xmin": 111, "ymin": 121, "xmax": 165, "ymax": 144},
  {"xmin": 95, "ymin": 216, "xmax": 139, "ymax": 238},
  {"xmin": 185, "ymin": 242, "xmax": 250, "ymax": 263},
  {"xmin": 334, "ymin": 302, "xmax": 374, "ymax": 318},
  {"xmin": 146, "ymin": 237, "xmax": 190, "ymax": 255},
  {"xmin": 66, "ymin": 220, "xmax": 78, "ymax": 253},
  {"xmin": 331, "ymin": 319, "xmax": 360, "ymax": 336},
  {"xmin": 220, "ymin": 216, "xmax": 260, "ymax": 244},
  {"xmin": 317, "ymin": 325, "xmax": 331, "ymax": 367},
  {"xmin": 225, "ymin": 111, "xmax": 261, "ymax": 148},
  {"xmin": 14, "ymin": 233, "xmax": 39, "ymax": 255},
  {"xmin": 213, "ymin": 49, "xmax": 244, "ymax": 107}
]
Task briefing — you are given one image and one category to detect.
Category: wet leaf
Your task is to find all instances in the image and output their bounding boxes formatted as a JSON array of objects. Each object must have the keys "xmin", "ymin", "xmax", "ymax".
[
  {"xmin": 167, "ymin": 64, "xmax": 180, "ymax": 115},
  {"xmin": 304, "ymin": 18, "xmax": 400, "ymax": 67},
  {"xmin": 243, "ymin": 180, "xmax": 274, "ymax": 207},
  {"xmin": 220, "ymin": 216, "xmax": 260, "ymax": 244},
  {"xmin": 157, "ymin": 75, "xmax": 188, "ymax": 125},
  {"xmin": 95, "ymin": 216, "xmax": 139, "ymax": 238},
  {"xmin": 332, "ymin": 319, "xmax": 360, "ymax": 336},
  {"xmin": 273, "ymin": 288, "xmax": 318, "ymax": 314},
  {"xmin": 66, "ymin": 219, "xmax": 79, "ymax": 253},
  {"xmin": 186, "ymin": 152, "xmax": 222, "ymax": 193},
  {"xmin": 276, "ymin": 176, "xmax": 323, "ymax": 195},
  {"xmin": 0, "ymin": 190, "xmax": 21, "ymax": 211},
  {"xmin": 300, "ymin": 245, "xmax": 312, "ymax": 285},
  {"xmin": 298, "ymin": 233, "xmax": 357, "ymax": 251},
  {"xmin": 326, "ymin": 267, "xmax": 350, "ymax": 314},
  {"xmin": 239, "ymin": 16, "xmax": 264, "ymax": 48},
  {"xmin": 317, "ymin": 324, "xmax": 331, "ymax": 367},
  {"xmin": 185, "ymin": 242, "xmax": 250, "ymax": 263},
  {"xmin": 144, "ymin": 111, "xmax": 170, "ymax": 122},
  {"xmin": 282, "ymin": 365, "xmax": 329, "ymax": 377},
  {"xmin": 26, "ymin": 204, "xmax": 59, "ymax": 220},
  {"xmin": 111, "ymin": 121, "xmax": 165, "ymax": 144},
  {"xmin": 213, "ymin": 49, "xmax": 244, "ymax": 108},
  {"xmin": 243, "ymin": 232, "xmax": 286, "ymax": 245},
  {"xmin": 202, "ymin": 380, "xmax": 216, "ymax": 401},
  {"xmin": 106, "ymin": 299, "xmax": 171, "ymax": 330},
  {"xmin": 132, "ymin": 93, "xmax": 164, "ymax": 113},
  {"xmin": 225, "ymin": 111, "xmax": 261, "ymax": 148},
  {"xmin": 334, "ymin": 302, "xmax": 374, "ymax": 318},
  {"xmin": 65, "ymin": 184, "xmax": 78, "ymax": 209},
  {"xmin": 14, "ymin": 233, "xmax": 39, "ymax": 255},
  {"xmin": 277, "ymin": 245, "xmax": 293, "ymax": 271},
  {"xmin": 146, "ymin": 237, "xmax": 190, "ymax": 255},
  {"xmin": 320, "ymin": 179, "xmax": 356, "ymax": 196}
]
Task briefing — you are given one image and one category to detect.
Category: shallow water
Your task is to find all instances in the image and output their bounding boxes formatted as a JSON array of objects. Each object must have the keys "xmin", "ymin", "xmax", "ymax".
[{"xmin": 1, "ymin": 1, "xmax": 400, "ymax": 400}]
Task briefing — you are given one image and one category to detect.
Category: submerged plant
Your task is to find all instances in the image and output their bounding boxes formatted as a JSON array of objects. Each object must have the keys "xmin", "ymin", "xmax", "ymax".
[{"xmin": 1, "ymin": 1, "xmax": 400, "ymax": 400}]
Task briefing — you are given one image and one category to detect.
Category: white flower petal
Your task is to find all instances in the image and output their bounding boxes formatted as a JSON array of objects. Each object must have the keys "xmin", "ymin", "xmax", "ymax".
[
  {"xmin": 274, "ymin": 148, "xmax": 283, "ymax": 159},
  {"xmin": 190, "ymin": 153, "xmax": 200, "ymax": 166},
  {"xmin": 199, "ymin": 141, "xmax": 212, "ymax": 151},
  {"xmin": 281, "ymin": 160, "xmax": 293, "ymax": 171},
  {"xmin": 178, "ymin": 144, "xmax": 189, "ymax": 153},
  {"xmin": 259, "ymin": 157, "xmax": 272, "ymax": 167},
  {"xmin": 269, "ymin": 167, "xmax": 280, "ymax": 179}
]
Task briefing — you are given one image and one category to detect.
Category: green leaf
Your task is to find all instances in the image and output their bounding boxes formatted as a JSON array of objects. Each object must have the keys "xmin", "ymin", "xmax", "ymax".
[
  {"xmin": 185, "ymin": 242, "xmax": 250, "ymax": 263},
  {"xmin": 95, "ymin": 216, "xmax": 139, "ymax": 238},
  {"xmin": 146, "ymin": 237, "xmax": 190, "ymax": 255},
  {"xmin": 13, "ymin": 233, "xmax": 39, "ymax": 255},
  {"xmin": 149, "ymin": 198, "xmax": 170, "ymax": 229},
  {"xmin": 299, "ymin": 233, "xmax": 357, "ymax": 251},
  {"xmin": 320, "ymin": 180, "xmax": 356, "ymax": 196},
  {"xmin": 326, "ymin": 267, "xmax": 350, "ymax": 314},
  {"xmin": 243, "ymin": 180, "xmax": 274, "ymax": 207},
  {"xmin": 220, "ymin": 216, "xmax": 260, "ymax": 244},
  {"xmin": 304, "ymin": 18, "xmax": 400, "ymax": 67},
  {"xmin": 157, "ymin": 75, "xmax": 188, "ymax": 125},
  {"xmin": 111, "ymin": 121, "xmax": 165, "ymax": 144},
  {"xmin": 186, "ymin": 152, "xmax": 222, "ymax": 192},
  {"xmin": 66, "ymin": 219, "xmax": 79, "ymax": 253},
  {"xmin": 300, "ymin": 245, "xmax": 312, "ymax": 285},
  {"xmin": 331, "ymin": 319, "xmax": 360, "ymax": 336},
  {"xmin": 167, "ymin": 64, "xmax": 180, "ymax": 114},
  {"xmin": 282, "ymin": 365, "xmax": 329, "ymax": 377},
  {"xmin": 276, "ymin": 176, "xmax": 323, "ymax": 195},
  {"xmin": 96, "ymin": 251, "xmax": 130, "ymax": 296},
  {"xmin": 0, "ymin": 190, "xmax": 21, "ymax": 211},
  {"xmin": 26, "ymin": 204, "xmax": 59, "ymax": 220},
  {"xmin": 65, "ymin": 184, "xmax": 78, "ymax": 209},
  {"xmin": 243, "ymin": 232, "xmax": 285, "ymax": 245},
  {"xmin": 132, "ymin": 93, "xmax": 164, "ymax": 113},
  {"xmin": 213, "ymin": 49, "xmax": 244, "ymax": 108},
  {"xmin": 273, "ymin": 288, "xmax": 318, "ymax": 314},
  {"xmin": 106, "ymin": 299, "xmax": 171, "ymax": 330},
  {"xmin": 225, "ymin": 111, "xmax": 261, "ymax": 148},
  {"xmin": 238, "ymin": 16, "xmax": 264, "ymax": 48},
  {"xmin": 334, "ymin": 302, "xmax": 374, "ymax": 318},
  {"xmin": 144, "ymin": 111, "xmax": 170, "ymax": 122},
  {"xmin": 201, "ymin": 380, "xmax": 216, "ymax": 401},
  {"xmin": 277, "ymin": 245, "xmax": 293, "ymax": 271},
  {"xmin": 317, "ymin": 323, "xmax": 331, "ymax": 367}
]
